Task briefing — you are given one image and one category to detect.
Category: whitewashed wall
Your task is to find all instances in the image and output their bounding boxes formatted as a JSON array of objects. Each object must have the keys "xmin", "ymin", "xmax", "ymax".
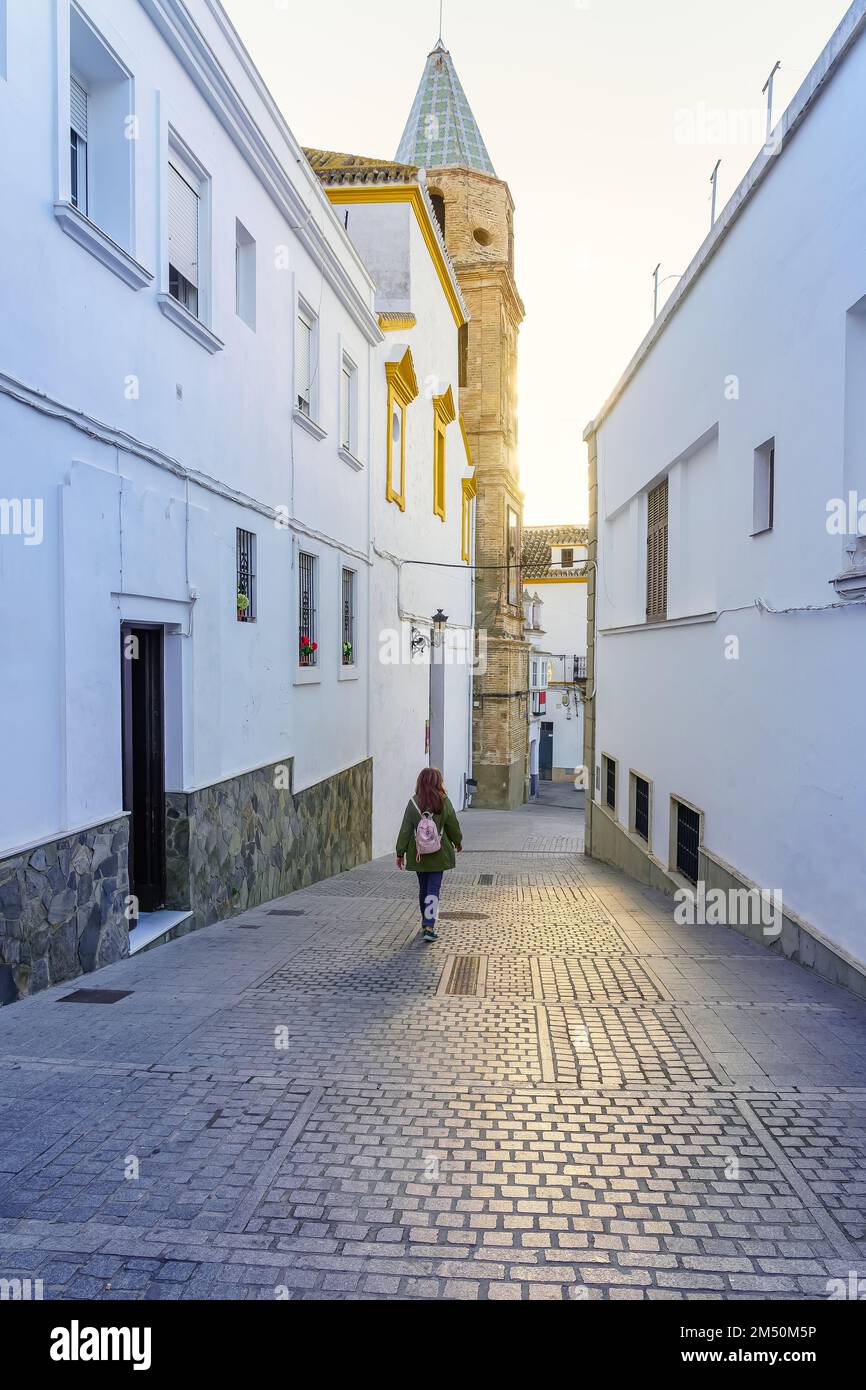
[
  {"xmin": 591, "ymin": 16, "xmax": 866, "ymax": 964},
  {"xmin": 0, "ymin": 0, "xmax": 380, "ymax": 854}
]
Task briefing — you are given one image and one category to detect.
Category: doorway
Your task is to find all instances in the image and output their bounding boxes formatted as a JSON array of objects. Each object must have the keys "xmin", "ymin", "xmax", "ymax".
[
  {"xmin": 539, "ymin": 721, "xmax": 554, "ymax": 782},
  {"xmin": 120, "ymin": 624, "xmax": 166, "ymax": 912}
]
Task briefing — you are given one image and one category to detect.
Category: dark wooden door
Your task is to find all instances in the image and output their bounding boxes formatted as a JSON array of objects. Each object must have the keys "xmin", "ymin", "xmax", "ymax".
[
  {"xmin": 539, "ymin": 721, "xmax": 554, "ymax": 781},
  {"xmin": 121, "ymin": 625, "xmax": 165, "ymax": 912}
]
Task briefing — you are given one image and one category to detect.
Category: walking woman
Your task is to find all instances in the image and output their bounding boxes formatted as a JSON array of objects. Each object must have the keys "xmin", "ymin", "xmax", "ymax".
[{"xmin": 395, "ymin": 768, "xmax": 463, "ymax": 942}]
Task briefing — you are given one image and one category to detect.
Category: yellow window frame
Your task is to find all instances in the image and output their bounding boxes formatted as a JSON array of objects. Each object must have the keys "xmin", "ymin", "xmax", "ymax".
[
  {"xmin": 432, "ymin": 385, "xmax": 456, "ymax": 522},
  {"xmin": 384, "ymin": 348, "xmax": 419, "ymax": 512}
]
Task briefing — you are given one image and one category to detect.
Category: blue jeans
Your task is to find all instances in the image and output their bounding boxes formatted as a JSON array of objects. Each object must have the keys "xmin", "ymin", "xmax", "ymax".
[{"xmin": 417, "ymin": 871, "xmax": 443, "ymax": 928}]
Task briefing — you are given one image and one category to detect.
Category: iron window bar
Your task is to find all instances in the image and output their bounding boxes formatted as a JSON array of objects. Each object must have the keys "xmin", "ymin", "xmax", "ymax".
[
  {"xmin": 236, "ymin": 528, "xmax": 256, "ymax": 622},
  {"xmin": 299, "ymin": 551, "xmax": 317, "ymax": 665},
  {"xmin": 676, "ymin": 801, "xmax": 701, "ymax": 883},
  {"xmin": 634, "ymin": 776, "xmax": 650, "ymax": 842},
  {"xmin": 342, "ymin": 567, "xmax": 355, "ymax": 664}
]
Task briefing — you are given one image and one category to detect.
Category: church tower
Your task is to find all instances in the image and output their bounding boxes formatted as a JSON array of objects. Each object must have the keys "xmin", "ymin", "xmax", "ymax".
[{"xmin": 396, "ymin": 40, "xmax": 528, "ymax": 809}]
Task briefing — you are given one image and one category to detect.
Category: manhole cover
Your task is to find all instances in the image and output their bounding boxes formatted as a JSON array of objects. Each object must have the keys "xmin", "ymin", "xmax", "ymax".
[
  {"xmin": 445, "ymin": 956, "xmax": 481, "ymax": 996},
  {"xmin": 439, "ymin": 912, "xmax": 489, "ymax": 921},
  {"xmin": 58, "ymin": 989, "xmax": 132, "ymax": 1005},
  {"xmin": 268, "ymin": 910, "xmax": 305, "ymax": 917}
]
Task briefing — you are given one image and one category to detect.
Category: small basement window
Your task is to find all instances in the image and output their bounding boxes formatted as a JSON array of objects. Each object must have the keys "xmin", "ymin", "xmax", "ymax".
[
  {"xmin": 603, "ymin": 755, "xmax": 617, "ymax": 814},
  {"xmin": 633, "ymin": 774, "xmax": 650, "ymax": 842}
]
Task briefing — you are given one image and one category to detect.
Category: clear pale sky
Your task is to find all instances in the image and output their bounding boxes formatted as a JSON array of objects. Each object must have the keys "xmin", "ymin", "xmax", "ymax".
[{"xmin": 224, "ymin": 0, "xmax": 850, "ymax": 524}]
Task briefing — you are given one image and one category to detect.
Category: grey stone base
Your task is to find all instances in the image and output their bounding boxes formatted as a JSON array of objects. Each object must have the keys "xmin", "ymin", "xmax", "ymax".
[
  {"xmin": 0, "ymin": 817, "xmax": 130, "ymax": 1003},
  {"xmin": 587, "ymin": 800, "xmax": 866, "ymax": 999},
  {"xmin": 165, "ymin": 757, "xmax": 372, "ymax": 934}
]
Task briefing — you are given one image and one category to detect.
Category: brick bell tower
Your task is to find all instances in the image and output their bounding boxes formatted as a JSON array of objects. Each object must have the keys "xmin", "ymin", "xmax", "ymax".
[{"xmin": 396, "ymin": 39, "xmax": 529, "ymax": 809}]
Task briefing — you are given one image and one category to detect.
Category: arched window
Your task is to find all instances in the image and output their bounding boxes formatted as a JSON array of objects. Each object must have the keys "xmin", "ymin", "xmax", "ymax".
[{"xmin": 429, "ymin": 192, "xmax": 446, "ymax": 236}]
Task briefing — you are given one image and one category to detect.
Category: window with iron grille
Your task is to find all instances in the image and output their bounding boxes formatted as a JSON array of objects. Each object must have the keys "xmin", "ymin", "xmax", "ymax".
[
  {"xmin": 646, "ymin": 477, "xmax": 668, "ymax": 622},
  {"xmin": 341, "ymin": 567, "xmax": 355, "ymax": 665},
  {"xmin": 603, "ymin": 755, "xmax": 616, "ymax": 813},
  {"xmin": 236, "ymin": 528, "xmax": 256, "ymax": 622},
  {"xmin": 560, "ymin": 547, "xmax": 574, "ymax": 569},
  {"xmin": 675, "ymin": 800, "xmax": 701, "ymax": 883},
  {"xmin": 634, "ymin": 775, "xmax": 650, "ymax": 842},
  {"xmin": 298, "ymin": 552, "xmax": 317, "ymax": 665}
]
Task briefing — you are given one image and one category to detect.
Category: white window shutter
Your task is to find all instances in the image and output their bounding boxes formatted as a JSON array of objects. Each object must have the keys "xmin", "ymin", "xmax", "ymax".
[
  {"xmin": 296, "ymin": 315, "xmax": 312, "ymax": 407},
  {"xmin": 168, "ymin": 162, "xmax": 199, "ymax": 288},
  {"xmin": 70, "ymin": 75, "xmax": 88, "ymax": 139}
]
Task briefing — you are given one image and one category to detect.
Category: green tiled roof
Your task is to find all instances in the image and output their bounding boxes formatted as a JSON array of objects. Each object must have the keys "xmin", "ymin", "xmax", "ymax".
[{"xmin": 395, "ymin": 41, "xmax": 496, "ymax": 176}]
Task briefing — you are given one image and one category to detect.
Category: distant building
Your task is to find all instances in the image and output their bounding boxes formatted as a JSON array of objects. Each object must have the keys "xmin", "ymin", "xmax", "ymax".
[
  {"xmin": 583, "ymin": 2, "xmax": 866, "ymax": 993},
  {"xmin": 396, "ymin": 40, "xmax": 529, "ymax": 810},
  {"xmin": 523, "ymin": 527, "xmax": 588, "ymax": 794}
]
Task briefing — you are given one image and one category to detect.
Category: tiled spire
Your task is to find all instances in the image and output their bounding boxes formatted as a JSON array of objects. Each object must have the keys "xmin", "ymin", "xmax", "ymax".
[{"xmin": 395, "ymin": 41, "xmax": 496, "ymax": 176}]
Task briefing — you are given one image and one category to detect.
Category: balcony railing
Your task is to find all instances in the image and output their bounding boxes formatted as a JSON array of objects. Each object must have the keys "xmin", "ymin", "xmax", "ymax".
[{"xmin": 573, "ymin": 656, "xmax": 587, "ymax": 682}]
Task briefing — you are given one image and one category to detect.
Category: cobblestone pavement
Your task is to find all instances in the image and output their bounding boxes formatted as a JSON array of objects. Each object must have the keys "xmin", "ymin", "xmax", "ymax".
[{"xmin": 1, "ymin": 802, "xmax": 865, "ymax": 1301}]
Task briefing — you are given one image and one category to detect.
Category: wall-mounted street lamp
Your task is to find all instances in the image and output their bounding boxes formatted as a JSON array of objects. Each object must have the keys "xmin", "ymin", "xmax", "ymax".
[{"xmin": 432, "ymin": 609, "xmax": 448, "ymax": 634}]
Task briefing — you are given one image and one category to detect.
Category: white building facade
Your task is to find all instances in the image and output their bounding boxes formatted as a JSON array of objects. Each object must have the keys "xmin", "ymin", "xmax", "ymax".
[
  {"xmin": 523, "ymin": 527, "xmax": 588, "ymax": 796},
  {"xmin": 584, "ymin": 2, "xmax": 866, "ymax": 994},
  {"xmin": 0, "ymin": 0, "xmax": 386, "ymax": 1000},
  {"xmin": 304, "ymin": 157, "xmax": 476, "ymax": 856}
]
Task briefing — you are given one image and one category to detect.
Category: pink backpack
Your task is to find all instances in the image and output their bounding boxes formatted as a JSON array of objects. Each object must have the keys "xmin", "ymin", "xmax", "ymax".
[{"xmin": 411, "ymin": 799, "xmax": 442, "ymax": 856}]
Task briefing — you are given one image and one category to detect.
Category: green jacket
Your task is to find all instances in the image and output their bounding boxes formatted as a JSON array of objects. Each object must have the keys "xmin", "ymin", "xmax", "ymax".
[{"xmin": 396, "ymin": 796, "xmax": 463, "ymax": 873}]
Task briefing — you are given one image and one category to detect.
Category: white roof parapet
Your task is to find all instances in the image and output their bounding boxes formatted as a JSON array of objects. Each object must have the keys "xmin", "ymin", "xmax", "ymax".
[{"xmin": 586, "ymin": 0, "xmax": 866, "ymax": 438}]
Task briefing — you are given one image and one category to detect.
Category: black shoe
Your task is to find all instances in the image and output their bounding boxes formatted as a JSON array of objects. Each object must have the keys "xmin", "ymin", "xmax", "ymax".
[{"xmin": 422, "ymin": 928, "xmax": 437, "ymax": 942}]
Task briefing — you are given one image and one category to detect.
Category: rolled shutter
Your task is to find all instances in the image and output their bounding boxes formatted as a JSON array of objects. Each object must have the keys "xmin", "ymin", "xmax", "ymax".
[
  {"xmin": 168, "ymin": 162, "xmax": 199, "ymax": 288},
  {"xmin": 296, "ymin": 315, "xmax": 312, "ymax": 407},
  {"xmin": 341, "ymin": 364, "xmax": 351, "ymax": 446},
  {"xmin": 70, "ymin": 75, "xmax": 88, "ymax": 139}
]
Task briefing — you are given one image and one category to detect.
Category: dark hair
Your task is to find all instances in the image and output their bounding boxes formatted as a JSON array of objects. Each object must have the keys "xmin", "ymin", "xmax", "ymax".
[{"xmin": 415, "ymin": 767, "xmax": 446, "ymax": 815}]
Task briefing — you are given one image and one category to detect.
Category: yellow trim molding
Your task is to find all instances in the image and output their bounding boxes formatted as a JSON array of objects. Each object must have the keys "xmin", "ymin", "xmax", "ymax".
[
  {"xmin": 459, "ymin": 412, "xmax": 474, "ymax": 469},
  {"xmin": 461, "ymin": 475, "xmax": 477, "ymax": 564},
  {"xmin": 378, "ymin": 312, "xmax": 417, "ymax": 332},
  {"xmin": 323, "ymin": 185, "xmax": 467, "ymax": 329},
  {"xmin": 385, "ymin": 348, "xmax": 419, "ymax": 511}
]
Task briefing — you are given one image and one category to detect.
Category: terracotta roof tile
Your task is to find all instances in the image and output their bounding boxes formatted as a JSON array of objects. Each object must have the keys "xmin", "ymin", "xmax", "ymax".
[{"xmin": 522, "ymin": 524, "xmax": 589, "ymax": 579}]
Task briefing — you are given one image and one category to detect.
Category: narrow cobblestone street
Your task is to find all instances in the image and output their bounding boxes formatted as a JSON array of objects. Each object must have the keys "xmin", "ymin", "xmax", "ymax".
[{"xmin": 1, "ymin": 800, "xmax": 865, "ymax": 1301}]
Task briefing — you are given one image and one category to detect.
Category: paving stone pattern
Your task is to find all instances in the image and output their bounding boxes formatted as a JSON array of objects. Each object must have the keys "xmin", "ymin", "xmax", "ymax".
[{"xmin": 0, "ymin": 803, "xmax": 864, "ymax": 1300}]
